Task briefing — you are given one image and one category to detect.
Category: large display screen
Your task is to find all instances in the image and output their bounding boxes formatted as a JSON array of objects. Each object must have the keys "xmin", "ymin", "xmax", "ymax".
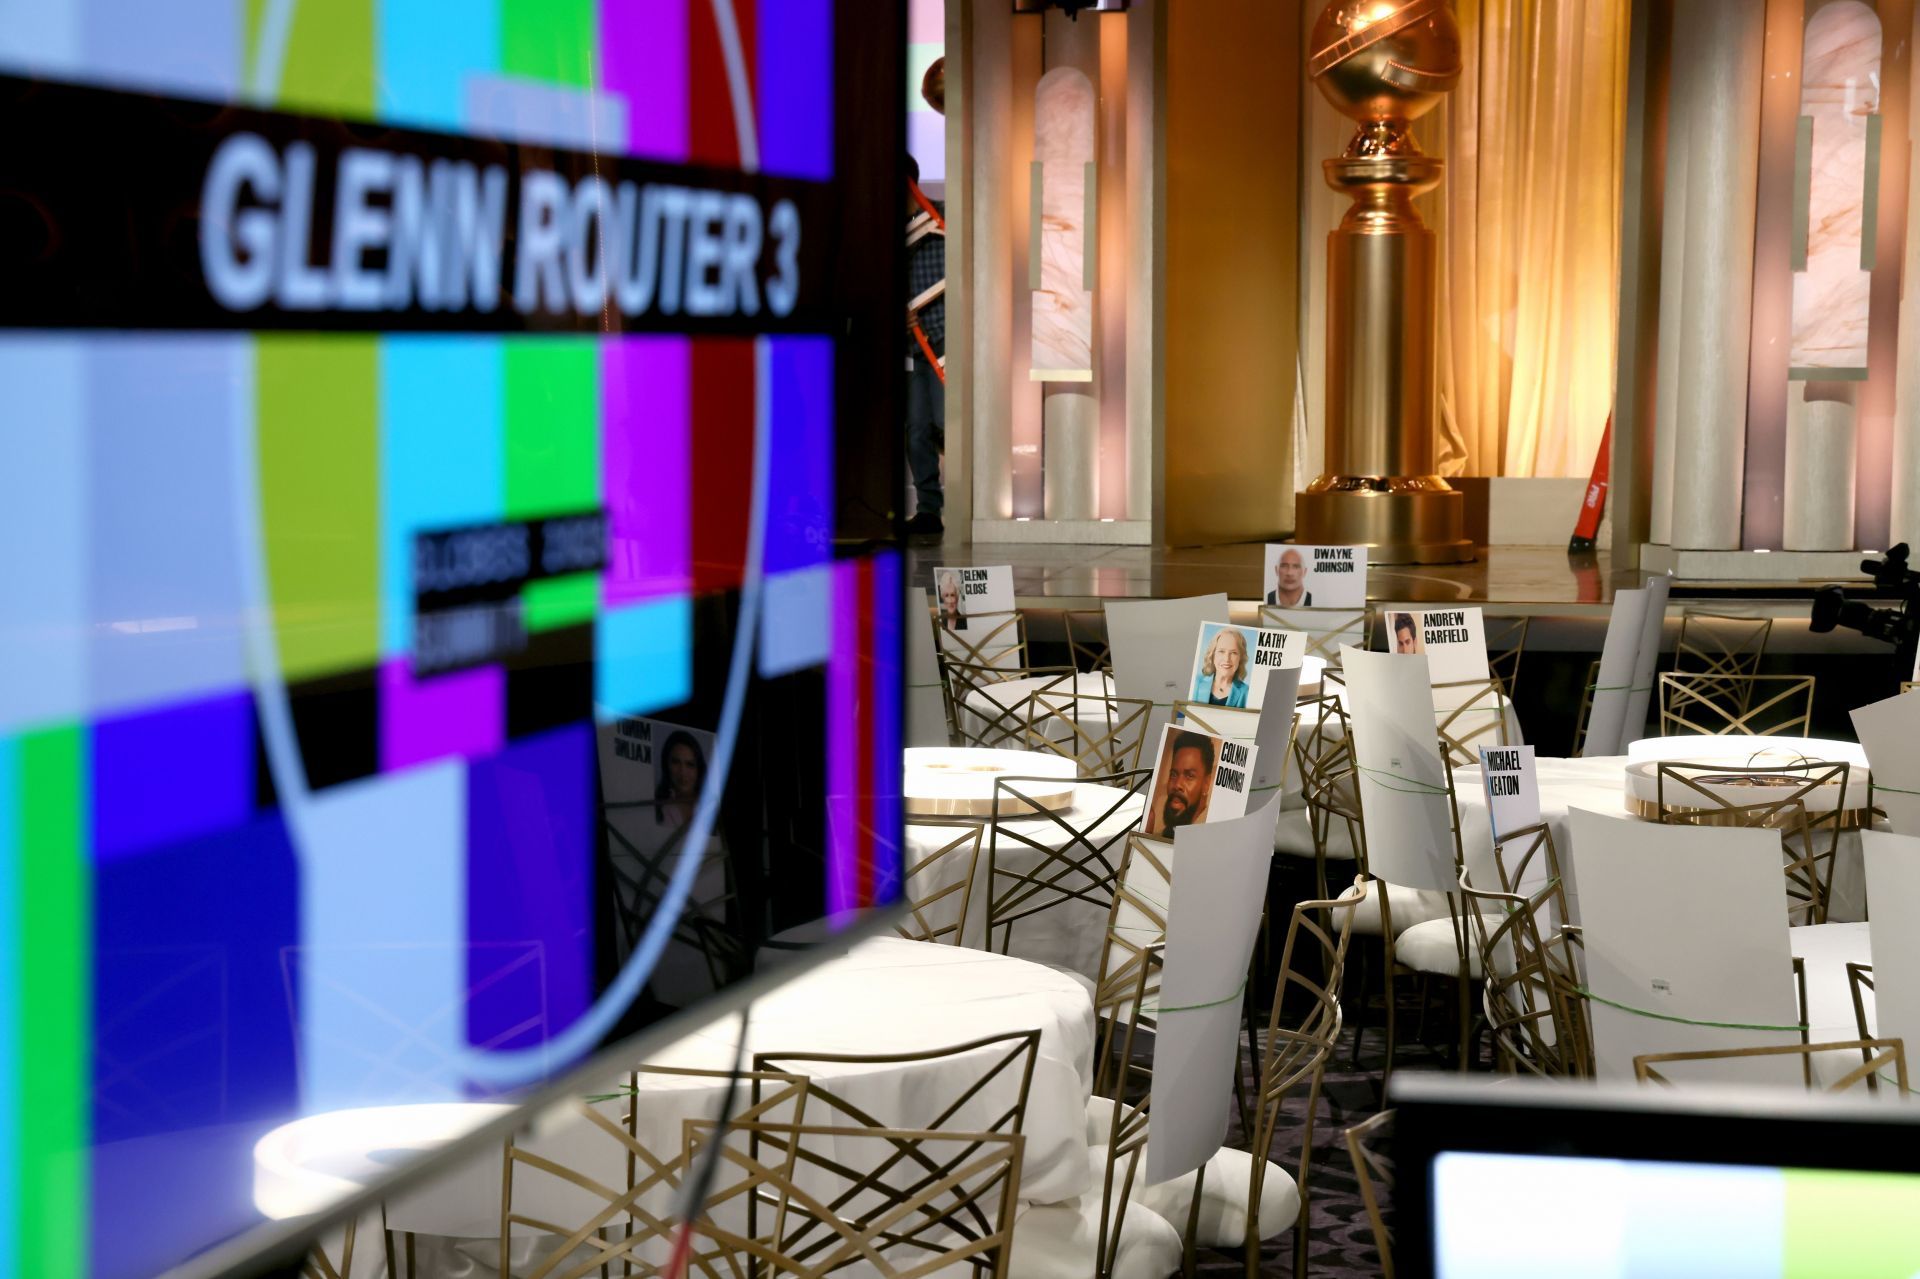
[{"xmin": 0, "ymin": 4, "xmax": 903, "ymax": 1275}]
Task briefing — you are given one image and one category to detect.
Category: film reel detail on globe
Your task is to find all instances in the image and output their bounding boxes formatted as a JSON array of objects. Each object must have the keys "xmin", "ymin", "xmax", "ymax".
[{"xmin": 1309, "ymin": 0, "xmax": 1461, "ymax": 148}]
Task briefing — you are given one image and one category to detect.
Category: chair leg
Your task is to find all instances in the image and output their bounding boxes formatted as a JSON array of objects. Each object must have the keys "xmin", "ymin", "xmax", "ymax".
[
  {"xmin": 1456, "ymin": 975, "xmax": 1473, "ymax": 1072},
  {"xmin": 1183, "ymin": 1164, "xmax": 1205, "ymax": 1279},
  {"xmin": 1348, "ymin": 941, "xmax": 1374, "ymax": 1069},
  {"xmin": 1381, "ymin": 964, "xmax": 1399, "ymax": 1098}
]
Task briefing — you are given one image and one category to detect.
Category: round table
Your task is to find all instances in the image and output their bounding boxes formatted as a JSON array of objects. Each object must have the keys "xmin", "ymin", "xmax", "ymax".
[
  {"xmin": 904, "ymin": 745, "xmax": 1077, "ymax": 817},
  {"xmin": 1455, "ymin": 740, "xmax": 1880, "ymax": 923},
  {"xmin": 908, "ymin": 781, "xmax": 1144, "ymax": 980},
  {"xmin": 259, "ymin": 939, "xmax": 1097, "ymax": 1273},
  {"xmin": 960, "ymin": 661, "xmax": 1329, "ymax": 747}
]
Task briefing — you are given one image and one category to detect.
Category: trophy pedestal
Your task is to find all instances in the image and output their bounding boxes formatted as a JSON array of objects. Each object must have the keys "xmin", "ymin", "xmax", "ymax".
[{"xmin": 1295, "ymin": 481, "xmax": 1472, "ymax": 565}]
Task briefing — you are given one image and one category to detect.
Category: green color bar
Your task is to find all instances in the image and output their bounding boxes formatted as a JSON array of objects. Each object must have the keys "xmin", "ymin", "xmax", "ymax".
[
  {"xmin": 504, "ymin": 339, "xmax": 600, "ymax": 520},
  {"xmin": 1784, "ymin": 1168, "xmax": 1920, "ymax": 1272},
  {"xmin": 257, "ymin": 336, "xmax": 382, "ymax": 682},
  {"xmin": 14, "ymin": 726, "xmax": 89, "ymax": 1279},
  {"xmin": 501, "ymin": 0, "xmax": 596, "ymax": 88},
  {"xmin": 246, "ymin": 0, "xmax": 374, "ymax": 115},
  {"xmin": 522, "ymin": 572, "xmax": 600, "ymax": 632}
]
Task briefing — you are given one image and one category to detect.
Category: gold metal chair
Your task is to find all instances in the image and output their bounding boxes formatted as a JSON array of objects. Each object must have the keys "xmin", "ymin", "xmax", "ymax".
[
  {"xmin": 941, "ymin": 659, "xmax": 1077, "ymax": 751},
  {"xmin": 1063, "ymin": 608, "xmax": 1114, "ymax": 674},
  {"xmin": 1633, "ymin": 1039, "xmax": 1908, "ymax": 1094},
  {"xmin": 748, "ymin": 1033, "xmax": 1039, "ymax": 1279},
  {"xmin": 1433, "ymin": 678, "xmax": 1513, "ymax": 767},
  {"xmin": 500, "ymin": 1066, "xmax": 811, "ymax": 1279},
  {"xmin": 1092, "ymin": 833, "xmax": 1174, "ymax": 1044},
  {"xmin": 1458, "ymin": 827, "xmax": 1592, "ymax": 1079},
  {"xmin": 1486, "ymin": 615, "xmax": 1530, "ymax": 703},
  {"xmin": 1654, "ymin": 760, "xmax": 1850, "ymax": 926},
  {"xmin": 1019, "ymin": 678, "xmax": 1154, "ymax": 776},
  {"xmin": 1674, "ymin": 611, "xmax": 1773, "ymax": 715},
  {"xmin": 1293, "ymin": 695, "xmax": 1364, "ymax": 906},
  {"xmin": 1572, "ymin": 658, "xmax": 1604, "ymax": 757},
  {"xmin": 1343, "ymin": 1109, "xmax": 1395, "ymax": 1279},
  {"xmin": 897, "ymin": 820, "xmax": 986, "ymax": 945},
  {"xmin": 933, "ymin": 607, "xmax": 1028, "ymax": 671},
  {"xmin": 606, "ymin": 811, "xmax": 749, "ymax": 997},
  {"xmin": 1258, "ymin": 605, "xmax": 1370, "ymax": 667},
  {"xmin": 1657, "ymin": 672, "xmax": 1816, "ymax": 737},
  {"xmin": 983, "ymin": 767, "xmax": 1151, "ymax": 961},
  {"xmin": 690, "ymin": 1120, "xmax": 1025, "ymax": 1279}
]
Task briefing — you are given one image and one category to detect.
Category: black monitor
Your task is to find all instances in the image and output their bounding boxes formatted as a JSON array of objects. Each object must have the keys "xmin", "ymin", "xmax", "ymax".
[{"xmin": 1393, "ymin": 1075, "xmax": 1920, "ymax": 1277}]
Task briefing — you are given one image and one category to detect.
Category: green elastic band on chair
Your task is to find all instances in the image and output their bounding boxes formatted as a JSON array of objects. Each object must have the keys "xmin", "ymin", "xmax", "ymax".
[
  {"xmin": 1875, "ymin": 784, "xmax": 1920, "ymax": 797},
  {"xmin": 1585, "ymin": 684, "xmax": 1653, "ymax": 694},
  {"xmin": 1152, "ymin": 979, "xmax": 1249, "ymax": 1015},
  {"xmin": 1354, "ymin": 763, "xmax": 1451, "ymax": 796},
  {"xmin": 1574, "ymin": 986, "xmax": 1804, "ymax": 1033}
]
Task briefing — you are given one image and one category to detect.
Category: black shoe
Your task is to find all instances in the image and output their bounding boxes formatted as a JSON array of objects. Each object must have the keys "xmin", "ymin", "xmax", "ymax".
[{"xmin": 906, "ymin": 512, "xmax": 944, "ymax": 540}]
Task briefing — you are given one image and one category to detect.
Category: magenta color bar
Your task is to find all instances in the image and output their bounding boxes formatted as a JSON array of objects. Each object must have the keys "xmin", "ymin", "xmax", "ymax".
[
  {"xmin": 379, "ymin": 659, "xmax": 505, "ymax": 772},
  {"xmin": 602, "ymin": 336, "xmax": 693, "ymax": 605},
  {"xmin": 600, "ymin": 0, "xmax": 689, "ymax": 161},
  {"xmin": 825, "ymin": 559, "xmax": 861, "ymax": 924}
]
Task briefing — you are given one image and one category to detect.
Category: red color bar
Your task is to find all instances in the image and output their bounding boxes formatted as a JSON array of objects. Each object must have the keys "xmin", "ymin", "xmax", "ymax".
[{"xmin": 690, "ymin": 338, "xmax": 756, "ymax": 592}]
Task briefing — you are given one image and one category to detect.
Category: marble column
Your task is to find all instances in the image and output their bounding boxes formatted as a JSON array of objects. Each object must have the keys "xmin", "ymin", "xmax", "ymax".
[
  {"xmin": 970, "ymin": 0, "xmax": 1015, "ymax": 521},
  {"xmin": 1893, "ymin": 6, "xmax": 1920, "ymax": 548},
  {"xmin": 1784, "ymin": 383, "xmax": 1859, "ymax": 548},
  {"xmin": 1665, "ymin": 0, "xmax": 1766, "ymax": 550},
  {"xmin": 1649, "ymin": 0, "xmax": 1696, "ymax": 548},
  {"xmin": 1032, "ymin": 34, "xmax": 1098, "ymax": 522}
]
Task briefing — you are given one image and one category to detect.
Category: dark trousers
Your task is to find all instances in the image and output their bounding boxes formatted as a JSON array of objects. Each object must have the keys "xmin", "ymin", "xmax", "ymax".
[{"xmin": 906, "ymin": 355, "xmax": 945, "ymax": 517}]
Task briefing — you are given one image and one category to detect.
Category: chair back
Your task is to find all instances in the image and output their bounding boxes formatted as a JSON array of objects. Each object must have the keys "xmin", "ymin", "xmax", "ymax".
[
  {"xmin": 942, "ymin": 660, "xmax": 1075, "ymax": 751},
  {"xmin": 1657, "ymin": 672, "xmax": 1815, "ymax": 737},
  {"xmin": 1295, "ymin": 696, "xmax": 1370, "ymax": 877},
  {"xmin": 984, "ymin": 768, "xmax": 1151, "ymax": 959},
  {"xmin": 935, "ymin": 608, "xmax": 1027, "ymax": 672},
  {"xmin": 1434, "ymin": 678, "xmax": 1513, "ymax": 767},
  {"xmin": 1461, "ymin": 829, "xmax": 1593, "ymax": 1079},
  {"xmin": 1259, "ymin": 604, "xmax": 1369, "ymax": 666},
  {"xmin": 1654, "ymin": 760, "xmax": 1849, "ymax": 926},
  {"xmin": 689, "ymin": 1120, "xmax": 1025, "ymax": 1279},
  {"xmin": 1344, "ymin": 1109, "xmax": 1396, "ymax": 1279},
  {"xmin": 1090, "ymin": 833, "xmax": 1175, "ymax": 1081},
  {"xmin": 606, "ymin": 811, "xmax": 748, "ymax": 995},
  {"xmin": 1486, "ymin": 615, "xmax": 1530, "ymax": 702},
  {"xmin": 1633, "ymin": 1039, "xmax": 1907, "ymax": 1094},
  {"xmin": 897, "ymin": 820, "xmax": 986, "ymax": 945},
  {"xmin": 1063, "ymin": 608, "xmax": 1113, "ymax": 673},
  {"xmin": 1018, "ymin": 677, "xmax": 1153, "ymax": 775},
  {"xmin": 749, "ymin": 1033, "xmax": 1040, "ymax": 1278},
  {"xmin": 1572, "ymin": 657, "xmax": 1604, "ymax": 757},
  {"xmin": 501, "ymin": 1066, "xmax": 810, "ymax": 1279},
  {"xmin": 1674, "ymin": 611, "xmax": 1772, "ymax": 690}
]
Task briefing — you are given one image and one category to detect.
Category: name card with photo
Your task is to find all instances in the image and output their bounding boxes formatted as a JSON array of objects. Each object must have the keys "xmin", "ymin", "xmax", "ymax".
[
  {"xmin": 1380, "ymin": 607, "xmax": 1490, "ymax": 684},
  {"xmin": 932, "ymin": 564, "xmax": 1014, "ymax": 633},
  {"xmin": 1186, "ymin": 622, "xmax": 1304, "ymax": 713},
  {"xmin": 1263, "ymin": 543, "xmax": 1368, "ymax": 609},
  {"xmin": 1478, "ymin": 745, "xmax": 1540, "ymax": 844},
  {"xmin": 1144, "ymin": 722, "xmax": 1259, "ymax": 838}
]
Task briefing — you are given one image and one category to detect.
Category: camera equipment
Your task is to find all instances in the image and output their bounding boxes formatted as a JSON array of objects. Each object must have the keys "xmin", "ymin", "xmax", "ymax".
[{"xmin": 1810, "ymin": 544, "xmax": 1920, "ymax": 670}]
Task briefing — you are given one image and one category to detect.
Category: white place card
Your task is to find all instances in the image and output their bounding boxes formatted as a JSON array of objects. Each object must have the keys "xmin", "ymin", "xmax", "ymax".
[
  {"xmin": 1187, "ymin": 622, "xmax": 1303, "ymax": 713},
  {"xmin": 1108, "ymin": 595, "xmax": 1232, "ymax": 743},
  {"xmin": 1864, "ymin": 830, "xmax": 1920, "ymax": 1057},
  {"xmin": 1567, "ymin": 808, "xmax": 1801, "ymax": 1085},
  {"xmin": 932, "ymin": 564, "xmax": 1013, "ymax": 632},
  {"xmin": 1583, "ymin": 586, "xmax": 1650, "ymax": 758},
  {"xmin": 1264, "ymin": 544, "xmax": 1368, "ymax": 609},
  {"xmin": 1143, "ymin": 722, "xmax": 1258, "ymax": 838},
  {"xmin": 1852, "ymin": 689, "xmax": 1920, "ymax": 836},
  {"xmin": 1478, "ymin": 745, "xmax": 1540, "ymax": 845},
  {"xmin": 1381, "ymin": 607, "xmax": 1490, "ymax": 685},
  {"xmin": 1339, "ymin": 647, "xmax": 1456, "ymax": 892},
  {"xmin": 904, "ymin": 587, "xmax": 946, "ymax": 747},
  {"xmin": 1147, "ymin": 801, "xmax": 1281, "ymax": 1185}
]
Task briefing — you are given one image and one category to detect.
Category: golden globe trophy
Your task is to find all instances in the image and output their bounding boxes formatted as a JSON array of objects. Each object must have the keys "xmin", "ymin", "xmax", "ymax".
[{"xmin": 1295, "ymin": 0, "xmax": 1473, "ymax": 564}]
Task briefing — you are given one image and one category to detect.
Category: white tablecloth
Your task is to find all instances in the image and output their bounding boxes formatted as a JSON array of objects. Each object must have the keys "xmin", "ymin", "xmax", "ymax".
[
  {"xmin": 1454, "ymin": 755, "xmax": 1873, "ymax": 923},
  {"xmin": 277, "ymin": 940, "xmax": 1097, "ymax": 1275},
  {"xmin": 908, "ymin": 783, "xmax": 1144, "ymax": 980}
]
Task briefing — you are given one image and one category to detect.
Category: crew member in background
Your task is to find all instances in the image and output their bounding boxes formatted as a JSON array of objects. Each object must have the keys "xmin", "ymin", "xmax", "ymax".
[{"xmin": 906, "ymin": 153, "xmax": 946, "ymax": 539}]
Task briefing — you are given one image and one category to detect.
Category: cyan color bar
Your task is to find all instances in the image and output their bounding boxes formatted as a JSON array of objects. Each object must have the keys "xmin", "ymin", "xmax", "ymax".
[
  {"xmin": 380, "ymin": 337, "xmax": 505, "ymax": 657},
  {"xmin": 596, "ymin": 596, "xmax": 693, "ymax": 717},
  {"xmin": 380, "ymin": 0, "xmax": 500, "ymax": 132},
  {"xmin": 299, "ymin": 759, "xmax": 469, "ymax": 1109}
]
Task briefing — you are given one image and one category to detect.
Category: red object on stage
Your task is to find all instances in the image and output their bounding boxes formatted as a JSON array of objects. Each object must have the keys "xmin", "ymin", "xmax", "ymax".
[{"xmin": 1570, "ymin": 416, "xmax": 1612, "ymax": 553}]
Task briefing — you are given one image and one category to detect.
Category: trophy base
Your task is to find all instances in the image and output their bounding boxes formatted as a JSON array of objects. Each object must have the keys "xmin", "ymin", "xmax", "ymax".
[{"xmin": 1294, "ymin": 483, "xmax": 1474, "ymax": 565}]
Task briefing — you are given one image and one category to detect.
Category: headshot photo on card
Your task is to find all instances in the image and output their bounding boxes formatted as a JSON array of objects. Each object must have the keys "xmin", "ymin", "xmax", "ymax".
[
  {"xmin": 1265, "ymin": 543, "xmax": 1368, "ymax": 609},
  {"xmin": 1188, "ymin": 622, "xmax": 1304, "ymax": 713},
  {"xmin": 1386, "ymin": 611, "xmax": 1425, "ymax": 655},
  {"xmin": 1143, "ymin": 723, "xmax": 1257, "ymax": 838}
]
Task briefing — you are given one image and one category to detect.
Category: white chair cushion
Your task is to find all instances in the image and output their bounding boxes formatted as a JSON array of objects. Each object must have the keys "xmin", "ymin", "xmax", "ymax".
[
  {"xmin": 1090, "ymin": 1144, "xmax": 1300, "ymax": 1248},
  {"xmin": 1084, "ymin": 1094, "xmax": 1140, "ymax": 1147},
  {"xmin": 1394, "ymin": 916, "xmax": 1493, "ymax": 977},
  {"xmin": 1273, "ymin": 808, "xmax": 1358, "ymax": 862},
  {"xmin": 1339, "ymin": 880, "xmax": 1452, "ymax": 937},
  {"xmin": 1012, "ymin": 1189, "xmax": 1183, "ymax": 1279}
]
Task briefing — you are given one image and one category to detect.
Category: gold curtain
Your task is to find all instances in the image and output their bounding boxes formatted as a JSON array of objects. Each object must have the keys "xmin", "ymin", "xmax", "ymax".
[{"xmin": 1428, "ymin": 0, "xmax": 1631, "ymax": 478}]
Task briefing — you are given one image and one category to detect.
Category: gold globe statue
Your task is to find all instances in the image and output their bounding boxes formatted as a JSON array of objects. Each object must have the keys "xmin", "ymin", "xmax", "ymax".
[{"xmin": 1293, "ymin": 0, "xmax": 1473, "ymax": 564}]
